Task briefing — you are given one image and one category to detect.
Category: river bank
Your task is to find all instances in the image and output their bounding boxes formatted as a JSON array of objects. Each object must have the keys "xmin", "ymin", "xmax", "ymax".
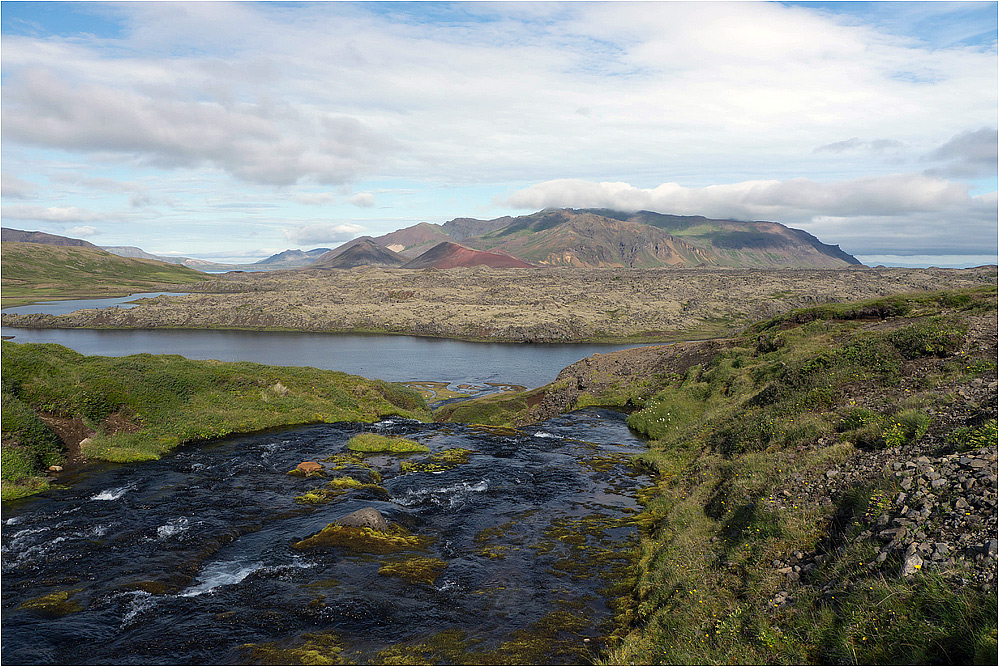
[
  {"xmin": 3, "ymin": 266, "xmax": 995, "ymax": 343},
  {"xmin": 440, "ymin": 285, "xmax": 999, "ymax": 663}
]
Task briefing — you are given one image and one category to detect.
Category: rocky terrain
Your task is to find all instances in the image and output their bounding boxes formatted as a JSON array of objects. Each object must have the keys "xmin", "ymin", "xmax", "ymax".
[{"xmin": 5, "ymin": 265, "xmax": 994, "ymax": 343}]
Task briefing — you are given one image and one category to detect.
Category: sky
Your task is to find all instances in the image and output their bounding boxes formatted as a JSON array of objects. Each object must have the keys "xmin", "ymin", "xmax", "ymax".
[{"xmin": 1, "ymin": 0, "xmax": 997, "ymax": 267}]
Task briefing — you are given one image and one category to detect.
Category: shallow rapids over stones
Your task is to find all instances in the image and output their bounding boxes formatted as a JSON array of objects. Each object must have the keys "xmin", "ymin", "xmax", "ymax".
[{"xmin": 1, "ymin": 408, "xmax": 649, "ymax": 665}]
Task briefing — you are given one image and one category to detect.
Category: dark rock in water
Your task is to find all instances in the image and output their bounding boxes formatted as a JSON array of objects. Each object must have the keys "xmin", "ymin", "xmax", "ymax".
[{"xmin": 335, "ymin": 507, "xmax": 389, "ymax": 531}]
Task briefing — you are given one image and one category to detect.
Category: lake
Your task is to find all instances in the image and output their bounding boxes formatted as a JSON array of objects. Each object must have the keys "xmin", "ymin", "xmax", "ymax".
[{"xmin": 2, "ymin": 295, "xmax": 657, "ymax": 389}]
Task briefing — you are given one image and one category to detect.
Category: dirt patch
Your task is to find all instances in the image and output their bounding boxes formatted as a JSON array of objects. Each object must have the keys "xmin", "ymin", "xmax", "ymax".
[
  {"xmin": 38, "ymin": 410, "xmax": 142, "ymax": 468},
  {"xmin": 38, "ymin": 414, "xmax": 93, "ymax": 467}
]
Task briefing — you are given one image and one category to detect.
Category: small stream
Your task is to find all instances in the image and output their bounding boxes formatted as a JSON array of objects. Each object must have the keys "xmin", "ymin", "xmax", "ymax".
[{"xmin": 1, "ymin": 409, "xmax": 649, "ymax": 665}]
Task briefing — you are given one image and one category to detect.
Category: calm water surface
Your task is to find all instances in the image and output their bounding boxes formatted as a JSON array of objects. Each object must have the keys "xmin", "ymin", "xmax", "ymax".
[{"xmin": 2, "ymin": 295, "xmax": 657, "ymax": 388}]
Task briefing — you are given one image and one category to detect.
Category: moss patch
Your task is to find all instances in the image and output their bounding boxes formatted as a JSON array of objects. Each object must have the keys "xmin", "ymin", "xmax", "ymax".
[
  {"xmin": 374, "ymin": 607, "xmax": 596, "ymax": 665},
  {"xmin": 18, "ymin": 589, "xmax": 84, "ymax": 617},
  {"xmin": 241, "ymin": 632, "xmax": 348, "ymax": 665},
  {"xmin": 378, "ymin": 556, "xmax": 447, "ymax": 586},
  {"xmin": 399, "ymin": 447, "xmax": 474, "ymax": 473},
  {"xmin": 346, "ymin": 433, "xmax": 429, "ymax": 454},
  {"xmin": 291, "ymin": 524, "xmax": 431, "ymax": 554},
  {"xmin": 294, "ymin": 476, "xmax": 389, "ymax": 505}
]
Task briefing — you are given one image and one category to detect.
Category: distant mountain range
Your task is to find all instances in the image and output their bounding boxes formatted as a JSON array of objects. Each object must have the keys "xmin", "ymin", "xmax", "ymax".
[
  {"xmin": 97, "ymin": 245, "xmax": 331, "ymax": 271},
  {"xmin": 1, "ymin": 209, "xmax": 861, "ymax": 273},
  {"xmin": 364, "ymin": 208, "xmax": 861, "ymax": 269}
]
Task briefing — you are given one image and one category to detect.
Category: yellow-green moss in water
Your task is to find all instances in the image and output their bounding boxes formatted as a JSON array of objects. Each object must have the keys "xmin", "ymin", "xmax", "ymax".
[
  {"xmin": 241, "ymin": 632, "xmax": 348, "ymax": 666},
  {"xmin": 19, "ymin": 589, "xmax": 83, "ymax": 617},
  {"xmin": 375, "ymin": 608, "xmax": 595, "ymax": 665},
  {"xmin": 399, "ymin": 447, "xmax": 474, "ymax": 473},
  {"xmin": 292, "ymin": 524, "xmax": 431, "ymax": 554},
  {"xmin": 346, "ymin": 433, "xmax": 429, "ymax": 454},
  {"xmin": 379, "ymin": 556, "xmax": 448, "ymax": 586},
  {"xmin": 294, "ymin": 476, "xmax": 389, "ymax": 505}
]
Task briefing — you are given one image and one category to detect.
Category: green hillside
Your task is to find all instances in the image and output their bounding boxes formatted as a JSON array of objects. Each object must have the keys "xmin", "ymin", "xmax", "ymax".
[
  {"xmin": 1, "ymin": 342, "xmax": 429, "ymax": 499},
  {"xmin": 1, "ymin": 242, "xmax": 208, "ymax": 306}
]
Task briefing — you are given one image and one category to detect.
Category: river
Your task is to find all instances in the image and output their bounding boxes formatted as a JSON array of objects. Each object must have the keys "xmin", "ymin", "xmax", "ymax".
[
  {"xmin": 2, "ymin": 294, "xmax": 656, "ymax": 389},
  {"xmin": 1, "ymin": 409, "xmax": 649, "ymax": 665},
  {"xmin": 2, "ymin": 294, "xmax": 656, "ymax": 664}
]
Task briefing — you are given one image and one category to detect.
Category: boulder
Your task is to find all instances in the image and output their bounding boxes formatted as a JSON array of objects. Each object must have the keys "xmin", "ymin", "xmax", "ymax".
[{"xmin": 334, "ymin": 507, "xmax": 389, "ymax": 531}]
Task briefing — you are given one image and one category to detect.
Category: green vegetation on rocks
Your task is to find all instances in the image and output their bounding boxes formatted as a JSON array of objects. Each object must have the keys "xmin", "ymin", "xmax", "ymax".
[
  {"xmin": 345, "ymin": 433, "xmax": 429, "ymax": 454},
  {"xmin": 1, "ymin": 342, "xmax": 428, "ymax": 499},
  {"xmin": 291, "ymin": 524, "xmax": 431, "ymax": 554},
  {"xmin": 294, "ymin": 476, "xmax": 389, "ymax": 505},
  {"xmin": 399, "ymin": 447, "xmax": 474, "ymax": 473}
]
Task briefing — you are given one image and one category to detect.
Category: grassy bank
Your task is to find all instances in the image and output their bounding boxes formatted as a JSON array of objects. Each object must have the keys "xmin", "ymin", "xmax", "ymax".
[
  {"xmin": 609, "ymin": 287, "xmax": 998, "ymax": 664},
  {"xmin": 1, "ymin": 342, "xmax": 429, "ymax": 500},
  {"xmin": 1, "ymin": 242, "xmax": 207, "ymax": 306}
]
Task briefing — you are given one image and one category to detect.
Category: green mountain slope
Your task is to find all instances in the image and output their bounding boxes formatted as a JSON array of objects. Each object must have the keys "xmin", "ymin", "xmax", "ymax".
[{"xmin": 1, "ymin": 242, "xmax": 208, "ymax": 305}]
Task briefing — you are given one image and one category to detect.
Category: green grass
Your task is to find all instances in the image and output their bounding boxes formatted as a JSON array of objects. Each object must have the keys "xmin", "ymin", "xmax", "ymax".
[
  {"xmin": 434, "ymin": 386, "xmax": 546, "ymax": 425},
  {"xmin": 1, "ymin": 341, "xmax": 429, "ymax": 498},
  {"xmin": 1, "ymin": 241, "xmax": 207, "ymax": 305},
  {"xmin": 601, "ymin": 286, "xmax": 998, "ymax": 664}
]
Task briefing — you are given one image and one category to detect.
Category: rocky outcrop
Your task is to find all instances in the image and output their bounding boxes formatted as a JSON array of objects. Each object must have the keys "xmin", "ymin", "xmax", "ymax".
[{"xmin": 521, "ymin": 340, "xmax": 724, "ymax": 423}]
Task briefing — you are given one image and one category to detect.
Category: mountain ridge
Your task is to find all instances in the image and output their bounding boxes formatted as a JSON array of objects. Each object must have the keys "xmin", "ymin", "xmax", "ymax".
[{"xmin": 373, "ymin": 208, "xmax": 861, "ymax": 269}]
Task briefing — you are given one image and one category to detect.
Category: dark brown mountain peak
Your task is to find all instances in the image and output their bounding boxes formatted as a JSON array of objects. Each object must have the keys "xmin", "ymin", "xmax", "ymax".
[{"xmin": 401, "ymin": 241, "xmax": 535, "ymax": 269}]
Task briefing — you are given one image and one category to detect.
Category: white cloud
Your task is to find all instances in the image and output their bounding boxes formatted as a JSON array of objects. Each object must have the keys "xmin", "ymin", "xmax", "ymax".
[
  {"xmin": 924, "ymin": 127, "xmax": 999, "ymax": 178},
  {"xmin": 66, "ymin": 225, "xmax": 99, "ymax": 237},
  {"xmin": 281, "ymin": 222, "xmax": 365, "ymax": 245},
  {"xmin": 348, "ymin": 193, "xmax": 376, "ymax": 208},
  {"xmin": 1, "ymin": 68, "xmax": 398, "ymax": 186},
  {"xmin": 814, "ymin": 138, "xmax": 905, "ymax": 154},
  {"xmin": 294, "ymin": 192, "xmax": 337, "ymax": 206},
  {"xmin": 501, "ymin": 174, "xmax": 974, "ymax": 222},
  {"xmin": 1, "ymin": 204, "xmax": 120, "ymax": 223},
  {"xmin": 1, "ymin": 173, "xmax": 37, "ymax": 199}
]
